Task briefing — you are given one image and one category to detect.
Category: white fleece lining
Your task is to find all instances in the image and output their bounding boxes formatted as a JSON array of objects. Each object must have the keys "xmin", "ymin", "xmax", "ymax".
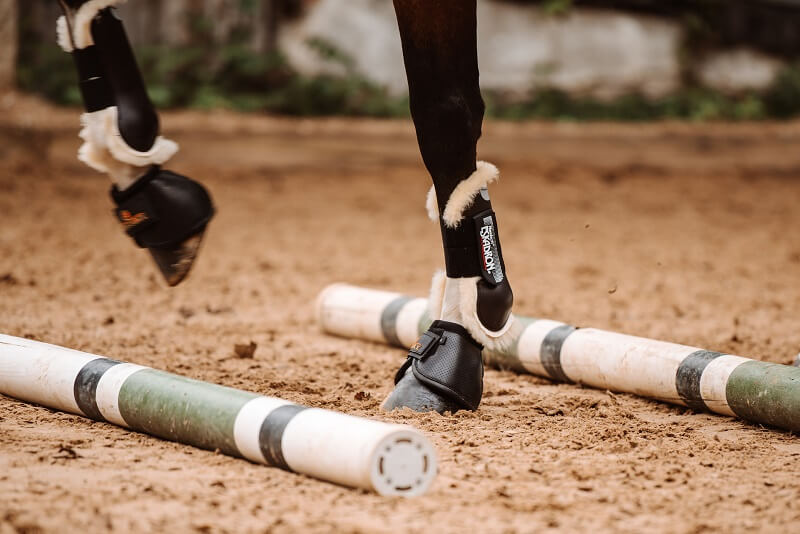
[
  {"xmin": 78, "ymin": 107, "xmax": 178, "ymax": 190},
  {"xmin": 80, "ymin": 107, "xmax": 178, "ymax": 167},
  {"xmin": 440, "ymin": 276, "xmax": 462, "ymax": 323},
  {"xmin": 427, "ymin": 272, "xmax": 522, "ymax": 354},
  {"xmin": 58, "ymin": 0, "xmax": 127, "ymax": 51},
  {"xmin": 441, "ymin": 161, "xmax": 499, "ymax": 228},
  {"xmin": 56, "ymin": 17, "xmax": 74, "ymax": 52},
  {"xmin": 425, "ymin": 186, "xmax": 438, "ymax": 222},
  {"xmin": 456, "ymin": 277, "xmax": 521, "ymax": 347},
  {"xmin": 427, "ymin": 270, "xmax": 447, "ymax": 321}
]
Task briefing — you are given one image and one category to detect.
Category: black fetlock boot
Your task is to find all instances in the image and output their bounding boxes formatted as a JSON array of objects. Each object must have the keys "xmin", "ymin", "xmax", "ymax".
[
  {"xmin": 111, "ymin": 167, "xmax": 214, "ymax": 286},
  {"xmin": 384, "ymin": 321, "xmax": 484, "ymax": 413}
]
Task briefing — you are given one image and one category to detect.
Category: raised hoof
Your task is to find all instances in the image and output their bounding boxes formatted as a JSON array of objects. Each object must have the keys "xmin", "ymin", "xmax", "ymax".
[
  {"xmin": 147, "ymin": 232, "xmax": 205, "ymax": 287},
  {"xmin": 382, "ymin": 368, "xmax": 463, "ymax": 414}
]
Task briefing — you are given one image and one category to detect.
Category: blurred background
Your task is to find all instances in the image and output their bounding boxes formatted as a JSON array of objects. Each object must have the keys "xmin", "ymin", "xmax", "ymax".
[{"xmin": 4, "ymin": 0, "xmax": 800, "ymax": 121}]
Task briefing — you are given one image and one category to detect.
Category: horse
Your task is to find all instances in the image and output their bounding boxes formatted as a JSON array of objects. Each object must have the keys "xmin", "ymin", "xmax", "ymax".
[{"xmin": 54, "ymin": 0, "xmax": 520, "ymax": 415}]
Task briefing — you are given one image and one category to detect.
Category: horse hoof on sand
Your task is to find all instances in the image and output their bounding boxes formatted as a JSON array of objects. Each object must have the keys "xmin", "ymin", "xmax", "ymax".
[
  {"xmin": 383, "ymin": 320, "xmax": 484, "ymax": 414},
  {"xmin": 382, "ymin": 368, "xmax": 464, "ymax": 414},
  {"xmin": 111, "ymin": 168, "xmax": 215, "ymax": 288},
  {"xmin": 148, "ymin": 232, "xmax": 205, "ymax": 287}
]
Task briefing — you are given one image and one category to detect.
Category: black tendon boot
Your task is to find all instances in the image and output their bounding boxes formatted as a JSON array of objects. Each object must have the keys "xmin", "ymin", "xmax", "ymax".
[{"xmin": 384, "ymin": 162, "xmax": 518, "ymax": 413}]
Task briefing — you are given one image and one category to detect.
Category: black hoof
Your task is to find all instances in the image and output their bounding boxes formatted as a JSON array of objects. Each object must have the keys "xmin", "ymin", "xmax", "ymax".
[
  {"xmin": 382, "ymin": 368, "xmax": 463, "ymax": 414},
  {"xmin": 147, "ymin": 232, "xmax": 205, "ymax": 287}
]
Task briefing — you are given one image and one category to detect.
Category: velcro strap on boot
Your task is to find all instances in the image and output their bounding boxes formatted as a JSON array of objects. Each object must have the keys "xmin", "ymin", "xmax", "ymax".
[
  {"xmin": 110, "ymin": 166, "xmax": 214, "ymax": 249},
  {"xmin": 394, "ymin": 320, "xmax": 484, "ymax": 411}
]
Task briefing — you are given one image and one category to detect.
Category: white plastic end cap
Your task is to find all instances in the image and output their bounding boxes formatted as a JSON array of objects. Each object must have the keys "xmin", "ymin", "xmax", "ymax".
[{"xmin": 369, "ymin": 429, "xmax": 437, "ymax": 497}]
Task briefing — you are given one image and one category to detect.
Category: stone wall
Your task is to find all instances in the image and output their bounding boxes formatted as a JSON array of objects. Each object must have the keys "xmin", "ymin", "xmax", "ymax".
[
  {"xmin": 12, "ymin": 0, "xmax": 790, "ymax": 98},
  {"xmin": 279, "ymin": 0, "xmax": 786, "ymax": 99}
]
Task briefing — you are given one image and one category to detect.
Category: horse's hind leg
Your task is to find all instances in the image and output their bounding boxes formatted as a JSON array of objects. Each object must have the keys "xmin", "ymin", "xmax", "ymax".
[
  {"xmin": 384, "ymin": 0, "xmax": 520, "ymax": 414},
  {"xmin": 55, "ymin": 1, "xmax": 214, "ymax": 286}
]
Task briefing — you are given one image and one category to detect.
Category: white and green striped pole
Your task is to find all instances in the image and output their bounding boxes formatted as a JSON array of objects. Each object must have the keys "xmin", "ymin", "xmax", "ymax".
[
  {"xmin": 0, "ymin": 333, "xmax": 437, "ymax": 496},
  {"xmin": 317, "ymin": 284, "xmax": 800, "ymax": 432}
]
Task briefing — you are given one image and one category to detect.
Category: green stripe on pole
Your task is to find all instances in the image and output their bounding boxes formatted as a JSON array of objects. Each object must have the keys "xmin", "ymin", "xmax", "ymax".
[
  {"xmin": 726, "ymin": 361, "xmax": 800, "ymax": 431},
  {"xmin": 118, "ymin": 369, "xmax": 259, "ymax": 456}
]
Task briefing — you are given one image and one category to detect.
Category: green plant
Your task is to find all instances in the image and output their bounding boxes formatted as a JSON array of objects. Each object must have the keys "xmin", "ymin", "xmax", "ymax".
[
  {"xmin": 541, "ymin": 0, "xmax": 573, "ymax": 16},
  {"xmin": 763, "ymin": 64, "xmax": 800, "ymax": 118},
  {"xmin": 16, "ymin": 15, "xmax": 410, "ymax": 117}
]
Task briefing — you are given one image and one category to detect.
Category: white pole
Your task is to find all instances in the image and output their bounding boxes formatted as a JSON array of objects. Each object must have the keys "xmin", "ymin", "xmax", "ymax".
[
  {"xmin": 0, "ymin": 333, "xmax": 437, "ymax": 497},
  {"xmin": 317, "ymin": 284, "xmax": 800, "ymax": 432}
]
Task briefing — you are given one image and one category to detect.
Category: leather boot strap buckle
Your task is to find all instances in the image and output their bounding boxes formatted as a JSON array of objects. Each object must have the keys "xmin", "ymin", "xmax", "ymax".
[{"xmin": 408, "ymin": 330, "xmax": 444, "ymax": 360}]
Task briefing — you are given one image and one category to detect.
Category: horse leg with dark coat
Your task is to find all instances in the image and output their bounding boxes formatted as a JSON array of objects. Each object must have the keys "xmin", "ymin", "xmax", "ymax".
[
  {"xmin": 55, "ymin": 0, "xmax": 214, "ymax": 286},
  {"xmin": 384, "ymin": 0, "xmax": 520, "ymax": 414}
]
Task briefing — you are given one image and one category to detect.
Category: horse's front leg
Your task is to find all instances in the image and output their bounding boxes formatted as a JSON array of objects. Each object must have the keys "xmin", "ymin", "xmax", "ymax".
[
  {"xmin": 55, "ymin": 1, "xmax": 214, "ymax": 286},
  {"xmin": 384, "ymin": 0, "xmax": 520, "ymax": 413}
]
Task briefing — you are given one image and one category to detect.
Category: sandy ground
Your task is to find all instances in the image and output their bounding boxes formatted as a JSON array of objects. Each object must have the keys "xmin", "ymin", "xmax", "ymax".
[{"xmin": 1, "ymin": 93, "xmax": 800, "ymax": 533}]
